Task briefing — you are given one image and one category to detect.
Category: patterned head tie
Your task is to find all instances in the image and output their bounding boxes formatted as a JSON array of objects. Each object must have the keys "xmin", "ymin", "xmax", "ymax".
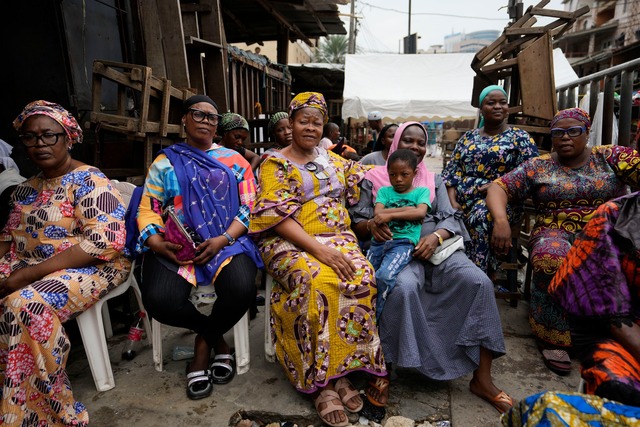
[
  {"xmin": 268, "ymin": 111, "xmax": 289, "ymax": 136},
  {"xmin": 550, "ymin": 107, "xmax": 591, "ymax": 131},
  {"xmin": 13, "ymin": 100, "xmax": 83, "ymax": 144},
  {"xmin": 289, "ymin": 92, "xmax": 328, "ymax": 124},
  {"xmin": 219, "ymin": 112, "xmax": 249, "ymax": 134}
]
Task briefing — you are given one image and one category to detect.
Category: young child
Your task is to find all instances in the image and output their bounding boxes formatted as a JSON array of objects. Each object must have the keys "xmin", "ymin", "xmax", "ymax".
[{"xmin": 367, "ymin": 149, "xmax": 431, "ymax": 319}]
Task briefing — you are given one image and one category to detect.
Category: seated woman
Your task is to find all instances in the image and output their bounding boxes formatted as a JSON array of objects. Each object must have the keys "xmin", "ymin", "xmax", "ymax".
[
  {"xmin": 250, "ymin": 92, "xmax": 386, "ymax": 427},
  {"xmin": 0, "ymin": 100, "xmax": 130, "ymax": 425},
  {"xmin": 137, "ymin": 95, "xmax": 263, "ymax": 400},
  {"xmin": 350, "ymin": 121, "xmax": 513, "ymax": 414},
  {"xmin": 486, "ymin": 107, "xmax": 640, "ymax": 375},
  {"xmin": 441, "ymin": 85, "xmax": 538, "ymax": 273},
  {"xmin": 218, "ymin": 112, "xmax": 261, "ymax": 171},
  {"xmin": 549, "ymin": 192, "xmax": 640, "ymax": 406},
  {"xmin": 359, "ymin": 123, "xmax": 399, "ymax": 166},
  {"xmin": 260, "ymin": 111, "xmax": 292, "ymax": 163}
]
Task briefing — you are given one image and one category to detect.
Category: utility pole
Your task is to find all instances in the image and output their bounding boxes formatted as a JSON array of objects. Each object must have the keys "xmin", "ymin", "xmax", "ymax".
[
  {"xmin": 408, "ymin": 0, "xmax": 412, "ymax": 36},
  {"xmin": 348, "ymin": 0, "xmax": 356, "ymax": 54}
]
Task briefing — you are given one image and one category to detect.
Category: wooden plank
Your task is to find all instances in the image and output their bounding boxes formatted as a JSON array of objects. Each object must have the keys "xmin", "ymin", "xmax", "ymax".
[
  {"xmin": 157, "ymin": 0, "xmax": 190, "ymax": 88},
  {"xmin": 514, "ymin": 124, "xmax": 551, "ymax": 134},
  {"xmin": 531, "ymin": 7, "xmax": 575, "ymax": 19},
  {"xmin": 506, "ymin": 27, "xmax": 545, "ymax": 36},
  {"xmin": 518, "ymin": 32, "xmax": 556, "ymax": 120},
  {"xmin": 199, "ymin": 0, "xmax": 229, "ymax": 109},
  {"xmin": 184, "ymin": 36, "xmax": 223, "ymax": 51},
  {"xmin": 159, "ymin": 78, "xmax": 172, "ymax": 137},
  {"xmin": 138, "ymin": 0, "xmax": 167, "ymax": 78},
  {"xmin": 480, "ymin": 57, "xmax": 519, "ymax": 73}
]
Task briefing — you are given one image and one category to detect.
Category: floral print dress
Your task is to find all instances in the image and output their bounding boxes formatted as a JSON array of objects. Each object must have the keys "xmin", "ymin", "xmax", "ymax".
[
  {"xmin": 250, "ymin": 149, "xmax": 386, "ymax": 393},
  {"xmin": 0, "ymin": 166, "xmax": 130, "ymax": 426},
  {"xmin": 441, "ymin": 127, "xmax": 538, "ymax": 272}
]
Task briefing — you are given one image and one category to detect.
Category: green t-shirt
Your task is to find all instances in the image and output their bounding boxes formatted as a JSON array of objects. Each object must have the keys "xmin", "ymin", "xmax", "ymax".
[{"xmin": 374, "ymin": 186, "xmax": 431, "ymax": 244}]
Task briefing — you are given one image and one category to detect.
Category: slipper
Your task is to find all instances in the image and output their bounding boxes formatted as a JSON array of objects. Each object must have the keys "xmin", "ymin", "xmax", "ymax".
[
  {"xmin": 473, "ymin": 390, "xmax": 514, "ymax": 414},
  {"xmin": 210, "ymin": 352, "xmax": 236, "ymax": 384},
  {"xmin": 314, "ymin": 389, "xmax": 349, "ymax": 427},
  {"xmin": 186, "ymin": 369, "xmax": 212, "ymax": 400},
  {"xmin": 365, "ymin": 375, "xmax": 389, "ymax": 407},
  {"xmin": 334, "ymin": 377, "xmax": 363, "ymax": 413},
  {"xmin": 541, "ymin": 349, "xmax": 571, "ymax": 376}
]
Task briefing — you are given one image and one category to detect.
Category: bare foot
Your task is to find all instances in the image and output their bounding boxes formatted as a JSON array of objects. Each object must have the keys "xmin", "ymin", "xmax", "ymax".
[
  {"xmin": 469, "ymin": 377, "xmax": 513, "ymax": 413},
  {"xmin": 313, "ymin": 384, "xmax": 348, "ymax": 426}
]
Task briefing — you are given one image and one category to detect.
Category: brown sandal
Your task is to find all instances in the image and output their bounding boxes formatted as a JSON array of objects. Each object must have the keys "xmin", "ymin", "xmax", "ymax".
[
  {"xmin": 314, "ymin": 389, "xmax": 349, "ymax": 427},
  {"xmin": 365, "ymin": 375, "xmax": 390, "ymax": 407},
  {"xmin": 335, "ymin": 377, "xmax": 363, "ymax": 413}
]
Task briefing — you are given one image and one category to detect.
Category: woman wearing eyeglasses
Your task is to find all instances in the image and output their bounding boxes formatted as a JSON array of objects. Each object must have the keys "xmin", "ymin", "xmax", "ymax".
[
  {"xmin": 0, "ymin": 100, "xmax": 130, "ymax": 425},
  {"xmin": 249, "ymin": 92, "xmax": 386, "ymax": 427},
  {"xmin": 137, "ymin": 95, "xmax": 263, "ymax": 400},
  {"xmin": 486, "ymin": 107, "xmax": 640, "ymax": 375}
]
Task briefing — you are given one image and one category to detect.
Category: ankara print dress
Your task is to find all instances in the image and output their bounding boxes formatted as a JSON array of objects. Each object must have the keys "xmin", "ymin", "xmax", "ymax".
[
  {"xmin": 250, "ymin": 149, "xmax": 386, "ymax": 393},
  {"xmin": 0, "ymin": 166, "xmax": 130, "ymax": 426}
]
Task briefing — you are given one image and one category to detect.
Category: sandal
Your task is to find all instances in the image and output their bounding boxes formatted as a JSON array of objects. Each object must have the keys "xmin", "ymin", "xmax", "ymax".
[
  {"xmin": 210, "ymin": 352, "xmax": 236, "ymax": 384},
  {"xmin": 314, "ymin": 389, "xmax": 349, "ymax": 427},
  {"xmin": 365, "ymin": 375, "xmax": 389, "ymax": 407},
  {"xmin": 541, "ymin": 349, "xmax": 572, "ymax": 376},
  {"xmin": 186, "ymin": 370, "xmax": 213, "ymax": 400},
  {"xmin": 472, "ymin": 389, "xmax": 514, "ymax": 414},
  {"xmin": 334, "ymin": 377, "xmax": 363, "ymax": 413}
]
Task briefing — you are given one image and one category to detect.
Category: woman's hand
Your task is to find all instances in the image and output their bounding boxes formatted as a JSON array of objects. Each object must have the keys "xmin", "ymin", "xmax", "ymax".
[
  {"xmin": 0, "ymin": 267, "xmax": 37, "ymax": 299},
  {"xmin": 314, "ymin": 245, "xmax": 357, "ymax": 281},
  {"xmin": 146, "ymin": 234, "xmax": 192, "ymax": 266},
  {"xmin": 193, "ymin": 236, "xmax": 227, "ymax": 265},
  {"xmin": 413, "ymin": 233, "xmax": 440, "ymax": 261},
  {"xmin": 491, "ymin": 219, "xmax": 512, "ymax": 255},
  {"xmin": 478, "ymin": 183, "xmax": 491, "ymax": 195},
  {"xmin": 446, "ymin": 186, "xmax": 462, "ymax": 210},
  {"xmin": 370, "ymin": 220, "xmax": 393, "ymax": 242}
]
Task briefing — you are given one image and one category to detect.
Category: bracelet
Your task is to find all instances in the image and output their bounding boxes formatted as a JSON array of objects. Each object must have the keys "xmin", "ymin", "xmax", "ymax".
[
  {"xmin": 433, "ymin": 231, "xmax": 444, "ymax": 246},
  {"xmin": 222, "ymin": 232, "xmax": 236, "ymax": 245},
  {"xmin": 366, "ymin": 219, "xmax": 373, "ymax": 231}
]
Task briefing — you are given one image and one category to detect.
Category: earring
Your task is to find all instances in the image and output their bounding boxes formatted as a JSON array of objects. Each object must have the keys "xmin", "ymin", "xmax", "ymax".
[{"xmin": 68, "ymin": 145, "xmax": 72, "ymax": 151}]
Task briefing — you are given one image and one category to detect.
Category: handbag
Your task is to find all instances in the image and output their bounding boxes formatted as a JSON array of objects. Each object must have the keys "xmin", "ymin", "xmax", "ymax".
[
  {"xmin": 163, "ymin": 206, "xmax": 202, "ymax": 261},
  {"xmin": 427, "ymin": 235, "xmax": 464, "ymax": 265}
]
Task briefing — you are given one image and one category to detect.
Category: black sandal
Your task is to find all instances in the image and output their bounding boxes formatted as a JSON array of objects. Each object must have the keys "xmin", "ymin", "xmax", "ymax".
[
  {"xmin": 186, "ymin": 369, "xmax": 213, "ymax": 400},
  {"xmin": 209, "ymin": 352, "xmax": 236, "ymax": 384}
]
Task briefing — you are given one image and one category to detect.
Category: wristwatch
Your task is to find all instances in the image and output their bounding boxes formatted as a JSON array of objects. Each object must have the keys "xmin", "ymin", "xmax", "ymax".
[
  {"xmin": 222, "ymin": 232, "xmax": 236, "ymax": 245},
  {"xmin": 432, "ymin": 231, "xmax": 444, "ymax": 246}
]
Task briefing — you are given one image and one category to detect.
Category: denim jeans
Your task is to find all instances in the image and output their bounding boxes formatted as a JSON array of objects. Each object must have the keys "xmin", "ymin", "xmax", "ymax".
[{"xmin": 367, "ymin": 238, "xmax": 414, "ymax": 320}]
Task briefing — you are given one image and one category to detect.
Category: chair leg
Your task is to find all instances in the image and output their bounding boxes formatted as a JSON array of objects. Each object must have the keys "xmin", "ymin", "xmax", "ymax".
[
  {"xmin": 234, "ymin": 311, "xmax": 250, "ymax": 375},
  {"xmin": 76, "ymin": 301, "xmax": 116, "ymax": 392},
  {"xmin": 152, "ymin": 318, "xmax": 163, "ymax": 372},
  {"xmin": 264, "ymin": 275, "xmax": 275, "ymax": 363}
]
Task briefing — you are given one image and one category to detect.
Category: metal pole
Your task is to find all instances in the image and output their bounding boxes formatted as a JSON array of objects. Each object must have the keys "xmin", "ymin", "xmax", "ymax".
[
  {"xmin": 348, "ymin": 0, "xmax": 356, "ymax": 54},
  {"xmin": 408, "ymin": 0, "xmax": 411, "ymax": 36}
]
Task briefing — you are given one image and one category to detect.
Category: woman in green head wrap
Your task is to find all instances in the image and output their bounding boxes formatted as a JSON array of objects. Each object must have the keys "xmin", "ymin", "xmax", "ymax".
[
  {"xmin": 440, "ymin": 84, "xmax": 538, "ymax": 274},
  {"xmin": 218, "ymin": 112, "xmax": 261, "ymax": 171}
]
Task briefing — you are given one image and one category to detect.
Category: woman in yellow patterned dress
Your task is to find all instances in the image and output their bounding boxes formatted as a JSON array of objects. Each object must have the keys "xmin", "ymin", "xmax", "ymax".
[
  {"xmin": 0, "ymin": 101, "xmax": 130, "ymax": 426},
  {"xmin": 250, "ymin": 92, "xmax": 386, "ymax": 427}
]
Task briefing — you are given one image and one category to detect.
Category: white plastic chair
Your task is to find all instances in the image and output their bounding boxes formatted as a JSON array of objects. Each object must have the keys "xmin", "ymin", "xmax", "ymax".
[
  {"xmin": 264, "ymin": 274, "xmax": 276, "ymax": 363},
  {"xmin": 151, "ymin": 312, "xmax": 250, "ymax": 375},
  {"xmin": 75, "ymin": 180, "xmax": 151, "ymax": 392}
]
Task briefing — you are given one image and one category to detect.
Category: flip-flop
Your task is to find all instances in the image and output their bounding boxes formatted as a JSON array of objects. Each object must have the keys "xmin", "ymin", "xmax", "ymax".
[
  {"xmin": 210, "ymin": 352, "xmax": 236, "ymax": 384},
  {"xmin": 472, "ymin": 389, "xmax": 514, "ymax": 414},
  {"xmin": 314, "ymin": 389, "xmax": 349, "ymax": 427},
  {"xmin": 541, "ymin": 349, "xmax": 571, "ymax": 376},
  {"xmin": 186, "ymin": 369, "xmax": 212, "ymax": 400},
  {"xmin": 334, "ymin": 377, "xmax": 364, "ymax": 413},
  {"xmin": 365, "ymin": 375, "xmax": 390, "ymax": 407}
]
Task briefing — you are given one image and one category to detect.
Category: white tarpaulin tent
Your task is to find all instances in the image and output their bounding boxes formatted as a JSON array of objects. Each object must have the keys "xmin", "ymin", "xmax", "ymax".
[{"xmin": 341, "ymin": 49, "xmax": 578, "ymax": 122}]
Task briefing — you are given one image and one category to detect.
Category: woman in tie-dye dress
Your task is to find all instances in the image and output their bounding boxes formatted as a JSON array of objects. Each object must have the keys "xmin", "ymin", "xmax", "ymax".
[{"xmin": 0, "ymin": 101, "xmax": 130, "ymax": 426}]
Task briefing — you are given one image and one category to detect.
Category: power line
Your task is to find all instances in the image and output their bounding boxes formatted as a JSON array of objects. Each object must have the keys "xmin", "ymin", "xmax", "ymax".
[{"xmin": 359, "ymin": 1, "xmax": 507, "ymax": 21}]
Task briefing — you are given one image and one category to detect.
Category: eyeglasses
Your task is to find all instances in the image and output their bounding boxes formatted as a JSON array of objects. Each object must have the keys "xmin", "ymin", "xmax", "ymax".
[
  {"xmin": 19, "ymin": 132, "xmax": 66, "ymax": 147},
  {"xmin": 550, "ymin": 126, "xmax": 586, "ymax": 138},
  {"xmin": 188, "ymin": 109, "xmax": 221, "ymax": 125},
  {"xmin": 304, "ymin": 161, "xmax": 330, "ymax": 180}
]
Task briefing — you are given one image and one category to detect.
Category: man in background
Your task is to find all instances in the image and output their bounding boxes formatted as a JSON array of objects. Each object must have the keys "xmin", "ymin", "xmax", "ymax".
[{"xmin": 365, "ymin": 111, "xmax": 384, "ymax": 155}]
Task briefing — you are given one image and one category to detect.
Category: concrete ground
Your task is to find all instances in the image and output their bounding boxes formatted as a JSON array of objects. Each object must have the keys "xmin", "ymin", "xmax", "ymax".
[{"xmin": 66, "ymin": 154, "xmax": 582, "ymax": 426}]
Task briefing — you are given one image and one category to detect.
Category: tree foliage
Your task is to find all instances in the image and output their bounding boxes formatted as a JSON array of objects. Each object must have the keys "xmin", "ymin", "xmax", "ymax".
[{"xmin": 313, "ymin": 35, "xmax": 348, "ymax": 64}]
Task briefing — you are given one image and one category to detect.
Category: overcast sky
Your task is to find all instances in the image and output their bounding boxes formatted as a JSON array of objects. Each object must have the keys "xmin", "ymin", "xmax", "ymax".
[{"xmin": 338, "ymin": 0, "xmax": 566, "ymax": 53}]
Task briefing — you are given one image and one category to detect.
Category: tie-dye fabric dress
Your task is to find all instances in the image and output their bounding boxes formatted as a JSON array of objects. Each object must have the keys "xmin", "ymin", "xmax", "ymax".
[
  {"xmin": 0, "ymin": 166, "xmax": 130, "ymax": 426},
  {"xmin": 250, "ymin": 149, "xmax": 386, "ymax": 393}
]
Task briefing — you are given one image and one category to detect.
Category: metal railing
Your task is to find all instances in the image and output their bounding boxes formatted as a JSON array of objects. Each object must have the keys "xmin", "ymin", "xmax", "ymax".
[{"xmin": 556, "ymin": 57, "xmax": 640, "ymax": 147}]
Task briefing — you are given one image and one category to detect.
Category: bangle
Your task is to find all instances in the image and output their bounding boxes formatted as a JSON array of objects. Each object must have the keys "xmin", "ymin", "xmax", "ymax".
[
  {"xmin": 366, "ymin": 219, "xmax": 373, "ymax": 231},
  {"xmin": 433, "ymin": 231, "xmax": 444, "ymax": 246}
]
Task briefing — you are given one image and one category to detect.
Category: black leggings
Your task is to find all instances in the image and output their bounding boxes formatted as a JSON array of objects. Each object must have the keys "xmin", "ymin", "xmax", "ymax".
[{"xmin": 140, "ymin": 252, "xmax": 257, "ymax": 348}]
